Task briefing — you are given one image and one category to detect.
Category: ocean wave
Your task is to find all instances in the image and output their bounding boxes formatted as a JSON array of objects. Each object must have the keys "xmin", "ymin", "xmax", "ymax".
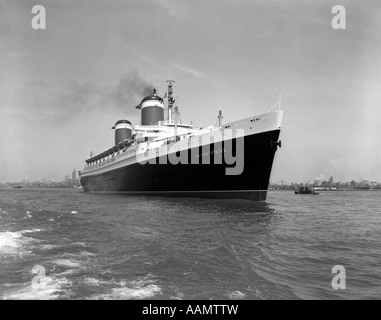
[
  {"xmin": 60, "ymin": 250, "xmax": 96, "ymax": 259},
  {"xmin": 169, "ymin": 294, "xmax": 184, "ymax": 300},
  {"xmin": 88, "ymin": 276, "xmax": 162, "ymax": 300},
  {"xmin": 40, "ymin": 244, "xmax": 61, "ymax": 250},
  {"xmin": 21, "ymin": 229, "xmax": 44, "ymax": 234},
  {"xmin": 83, "ymin": 277, "xmax": 102, "ymax": 286},
  {"xmin": 79, "ymin": 251, "xmax": 96, "ymax": 257},
  {"xmin": 52, "ymin": 259, "xmax": 82, "ymax": 268},
  {"xmin": 46, "ymin": 259, "xmax": 87, "ymax": 277},
  {"xmin": 63, "ymin": 250, "xmax": 96, "ymax": 257},
  {"xmin": 1, "ymin": 276, "xmax": 72, "ymax": 300},
  {"xmin": 109, "ymin": 284, "xmax": 161, "ymax": 299},
  {"xmin": 227, "ymin": 290, "xmax": 246, "ymax": 299},
  {"xmin": 0, "ymin": 231, "xmax": 23, "ymax": 254},
  {"xmin": 82, "ymin": 277, "xmax": 119, "ymax": 287},
  {"xmin": 73, "ymin": 242, "xmax": 87, "ymax": 247},
  {"xmin": 92, "ymin": 284, "xmax": 161, "ymax": 300},
  {"xmin": 0, "ymin": 230, "xmax": 40, "ymax": 256}
]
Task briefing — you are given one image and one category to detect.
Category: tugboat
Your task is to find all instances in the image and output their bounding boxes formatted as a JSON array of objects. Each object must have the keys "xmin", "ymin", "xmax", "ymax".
[{"xmin": 295, "ymin": 185, "xmax": 319, "ymax": 195}]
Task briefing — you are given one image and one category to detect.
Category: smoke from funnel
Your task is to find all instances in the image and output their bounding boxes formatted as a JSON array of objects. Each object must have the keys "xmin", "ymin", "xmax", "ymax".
[
  {"xmin": 107, "ymin": 71, "xmax": 154, "ymax": 110},
  {"xmin": 14, "ymin": 70, "xmax": 154, "ymax": 125}
]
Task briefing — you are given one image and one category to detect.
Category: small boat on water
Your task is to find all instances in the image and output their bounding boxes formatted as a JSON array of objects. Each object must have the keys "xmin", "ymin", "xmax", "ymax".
[{"xmin": 295, "ymin": 186, "xmax": 319, "ymax": 195}]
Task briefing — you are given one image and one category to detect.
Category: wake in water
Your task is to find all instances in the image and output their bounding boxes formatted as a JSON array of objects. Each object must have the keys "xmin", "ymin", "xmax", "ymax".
[
  {"xmin": 1, "ymin": 189, "xmax": 381, "ymax": 299},
  {"xmin": 0, "ymin": 220, "xmax": 164, "ymax": 300}
]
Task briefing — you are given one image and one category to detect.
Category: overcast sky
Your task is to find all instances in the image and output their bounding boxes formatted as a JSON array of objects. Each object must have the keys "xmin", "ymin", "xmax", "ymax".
[{"xmin": 1, "ymin": 0, "xmax": 380, "ymax": 183}]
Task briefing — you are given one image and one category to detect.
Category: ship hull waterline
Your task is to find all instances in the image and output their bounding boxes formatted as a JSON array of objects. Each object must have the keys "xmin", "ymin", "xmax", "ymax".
[{"xmin": 80, "ymin": 129, "xmax": 281, "ymax": 201}]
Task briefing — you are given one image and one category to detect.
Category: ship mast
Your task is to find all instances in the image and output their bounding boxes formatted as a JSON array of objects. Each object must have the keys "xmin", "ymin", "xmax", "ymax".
[
  {"xmin": 174, "ymin": 106, "xmax": 179, "ymax": 140},
  {"xmin": 217, "ymin": 110, "xmax": 223, "ymax": 127},
  {"xmin": 166, "ymin": 80, "xmax": 175, "ymax": 123}
]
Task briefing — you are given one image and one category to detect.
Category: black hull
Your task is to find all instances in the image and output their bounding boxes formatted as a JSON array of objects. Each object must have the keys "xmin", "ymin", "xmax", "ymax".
[{"xmin": 80, "ymin": 130, "xmax": 281, "ymax": 201}]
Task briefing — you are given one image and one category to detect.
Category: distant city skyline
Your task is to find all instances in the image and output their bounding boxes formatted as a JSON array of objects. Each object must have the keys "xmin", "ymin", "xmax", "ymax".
[
  {"xmin": 1, "ymin": 172, "xmax": 379, "ymax": 186},
  {"xmin": 1, "ymin": 0, "xmax": 381, "ymax": 183},
  {"xmin": 0, "ymin": 167, "xmax": 79, "ymax": 184},
  {"xmin": 271, "ymin": 176, "xmax": 380, "ymax": 186}
]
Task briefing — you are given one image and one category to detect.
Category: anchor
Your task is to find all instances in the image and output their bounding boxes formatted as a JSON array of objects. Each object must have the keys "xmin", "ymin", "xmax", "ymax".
[{"xmin": 270, "ymin": 139, "xmax": 282, "ymax": 151}]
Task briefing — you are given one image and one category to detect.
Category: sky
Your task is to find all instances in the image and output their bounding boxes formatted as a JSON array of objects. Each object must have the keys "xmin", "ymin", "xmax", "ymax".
[{"xmin": 1, "ymin": 0, "xmax": 381, "ymax": 184}]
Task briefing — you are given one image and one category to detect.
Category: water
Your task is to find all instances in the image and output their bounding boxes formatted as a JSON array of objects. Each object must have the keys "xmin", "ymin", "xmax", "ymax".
[{"xmin": 0, "ymin": 188, "xmax": 380, "ymax": 300}]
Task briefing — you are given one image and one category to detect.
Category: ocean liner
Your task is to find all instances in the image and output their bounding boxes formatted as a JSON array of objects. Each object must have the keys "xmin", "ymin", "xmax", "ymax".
[{"xmin": 79, "ymin": 81, "xmax": 284, "ymax": 201}]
